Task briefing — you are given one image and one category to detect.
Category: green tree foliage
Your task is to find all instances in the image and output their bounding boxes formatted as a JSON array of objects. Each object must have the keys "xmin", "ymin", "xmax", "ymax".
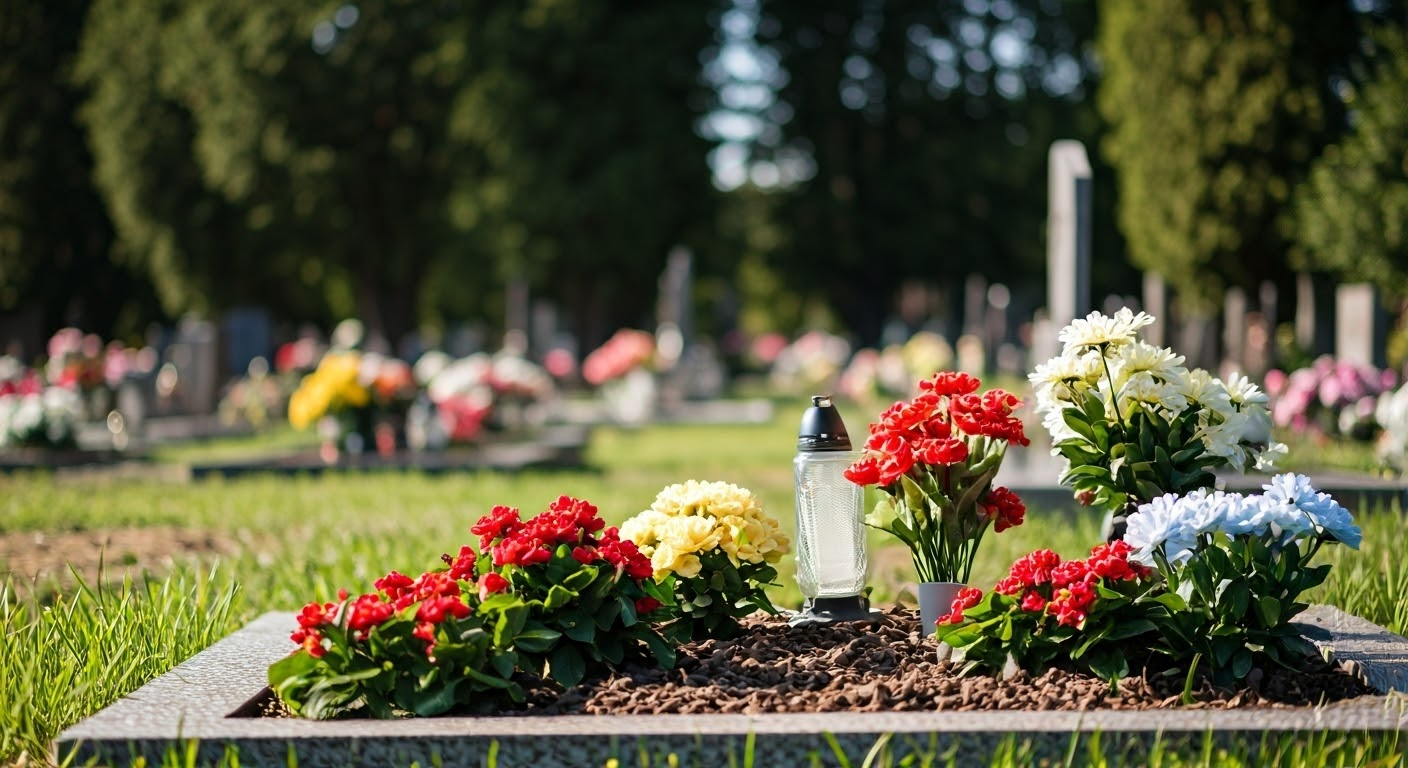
[
  {"xmin": 1295, "ymin": 26, "xmax": 1408, "ymax": 299},
  {"xmin": 749, "ymin": 0, "xmax": 1109, "ymax": 343},
  {"xmin": 444, "ymin": 3, "xmax": 719, "ymax": 346},
  {"xmin": 1096, "ymin": 0, "xmax": 1358, "ymax": 312},
  {"xmin": 75, "ymin": 0, "xmax": 717, "ymax": 345},
  {"xmin": 0, "ymin": 0, "xmax": 157, "ymax": 340},
  {"xmin": 76, "ymin": 0, "xmax": 486, "ymax": 342}
]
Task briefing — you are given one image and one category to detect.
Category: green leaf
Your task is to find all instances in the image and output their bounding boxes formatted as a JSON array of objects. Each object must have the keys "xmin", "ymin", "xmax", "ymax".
[
  {"xmin": 494, "ymin": 603, "xmax": 527, "ymax": 647},
  {"xmin": 596, "ymin": 631, "xmax": 626, "ymax": 665},
  {"xmin": 593, "ymin": 595, "xmax": 622, "ymax": 630},
  {"xmin": 561, "ymin": 615, "xmax": 597, "ymax": 643},
  {"xmin": 1062, "ymin": 409, "xmax": 1096, "ymax": 442},
  {"xmin": 1083, "ymin": 390, "xmax": 1107, "ymax": 422},
  {"xmin": 406, "ymin": 677, "xmax": 464, "ymax": 716},
  {"xmin": 640, "ymin": 629, "xmax": 677, "ymax": 669},
  {"xmin": 616, "ymin": 594, "xmax": 639, "ymax": 627},
  {"xmin": 513, "ymin": 627, "xmax": 563, "ymax": 653},
  {"xmin": 1085, "ymin": 648, "xmax": 1129, "ymax": 683},
  {"xmin": 544, "ymin": 584, "xmax": 576, "ymax": 610},
  {"xmin": 548, "ymin": 644, "xmax": 587, "ymax": 688},
  {"xmin": 563, "ymin": 567, "xmax": 596, "ymax": 592},
  {"xmin": 1231, "ymin": 649, "xmax": 1254, "ymax": 680}
]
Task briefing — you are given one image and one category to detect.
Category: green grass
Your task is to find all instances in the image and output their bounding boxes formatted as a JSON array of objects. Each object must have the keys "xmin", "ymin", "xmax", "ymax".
[{"xmin": 3, "ymin": 413, "xmax": 1408, "ymax": 766}]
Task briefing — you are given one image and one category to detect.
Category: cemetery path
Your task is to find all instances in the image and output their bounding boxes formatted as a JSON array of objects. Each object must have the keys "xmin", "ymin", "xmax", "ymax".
[{"xmin": 0, "ymin": 525, "xmax": 238, "ymax": 587}]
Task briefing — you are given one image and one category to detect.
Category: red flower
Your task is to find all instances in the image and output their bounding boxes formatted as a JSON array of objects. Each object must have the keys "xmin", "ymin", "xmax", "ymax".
[
  {"xmin": 844, "ymin": 456, "xmax": 882, "ymax": 486},
  {"xmin": 916, "ymin": 437, "xmax": 968, "ymax": 466},
  {"xmin": 994, "ymin": 576, "xmax": 1024, "ymax": 596},
  {"xmin": 919, "ymin": 371, "xmax": 981, "ymax": 397},
  {"xmin": 981, "ymin": 486, "xmax": 1026, "ymax": 533},
  {"xmin": 442, "ymin": 545, "xmax": 477, "ymax": 582},
  {"xmin": 1007, "ymin": 549, "xmax": 1062, "ymax": 587},
  {"xmin": 1019, "ymin": 589, "xmax": 1047, "ymax": 612},
  {"xmin": 471, "ymin": 505, "xmax": 524, "ymax": 550},
  {"xmin": 1086, "ymin": 540, "xmax": 1150, "ymax": 582},
  {"xmin": 290, "ymin": 627, "xmax": 326, "ymax": 657},
  {"xmin": 492, "ymin": 537, "xmax": 552, "ymax": 568},
  {"xmin": 634, "ymin": 596, "xmax": 662, "ymax": 615},
  {"xmin": 413, "ymin": 621, "xmax": 437, "ymax": 656},
  {"xmin": 346, "ymin": 594, "xmax": 394, "ymax": 637},
  {"xmin": 1051, "ymin": 559, "xmax": 1094, "ymax": 589},
  {"xmin": 296, "ymin": 601, "xmax": 338, "ymax": 630},
  {"xmin": 1048, "ymin": 582, "xmax": 1096, "ymax": 628},
  {"xmin": 599, "ymin": 527, "xmax": 654, "ymax": 581},
  {"xmin": 375, "ymin": 571, "xmax": 414, "ymax": 600},
  {"xmin": 571, "ymin": 545, "xmax": 596, "ymax": 564},
  {"xmin": 478, "ymin": 572, "xmax": 510, "ymax": 601},
  {"xmin": 549, "ymin": 495, "xmax": 607, "ymax": 535}
]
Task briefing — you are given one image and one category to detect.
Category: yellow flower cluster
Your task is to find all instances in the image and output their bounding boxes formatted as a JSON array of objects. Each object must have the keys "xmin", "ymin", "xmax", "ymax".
[
  {"xmin": 620, "ymin": 480, "xmax": 789, "ymax": 580},
  {"xmin": 287, "ymin": 352, "xmax": 370, "ymax": 430}
]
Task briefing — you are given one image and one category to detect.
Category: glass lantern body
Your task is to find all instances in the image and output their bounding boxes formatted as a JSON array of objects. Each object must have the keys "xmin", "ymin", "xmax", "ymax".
[{"xmin": 793, "ymin": 449, "xmax": 867, "ymax": 599}]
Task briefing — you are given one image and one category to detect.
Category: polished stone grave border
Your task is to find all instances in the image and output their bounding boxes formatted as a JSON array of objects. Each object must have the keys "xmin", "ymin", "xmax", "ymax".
[{"xmin": 55, "ymin": 607, "xmax": 1408, "ymax": 767}]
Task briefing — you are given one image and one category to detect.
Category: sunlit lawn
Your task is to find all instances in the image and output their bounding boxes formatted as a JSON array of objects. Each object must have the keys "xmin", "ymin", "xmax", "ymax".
[{"xmin": 2, "ymin": 409, "xmax": 1407, "ymax": 766}]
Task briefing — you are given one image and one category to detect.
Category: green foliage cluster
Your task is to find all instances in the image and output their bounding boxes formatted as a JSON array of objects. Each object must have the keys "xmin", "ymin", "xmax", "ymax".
[
  {"xmin": 1295, "ymin": 28, "xmax": 1408, "ymax": 301},
  {"xmin": 1096, "ymin": 0, "xmax": 1358, "ymax": 312}
]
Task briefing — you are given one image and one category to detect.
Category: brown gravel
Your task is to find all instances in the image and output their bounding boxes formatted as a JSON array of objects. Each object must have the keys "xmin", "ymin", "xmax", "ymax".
[
  {"xmin": 255, "ymin": 606, "xmax": 1374, "ymax": 718},
  {"xmin": 513, "ymin": 606, "xmax": 1373, "ymax": 715}
]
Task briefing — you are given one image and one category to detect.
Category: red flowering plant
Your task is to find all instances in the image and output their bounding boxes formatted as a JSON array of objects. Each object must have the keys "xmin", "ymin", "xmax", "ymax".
[
  {"xmin": 267, "ymin": 495, "xmax": 677, "ymax": 719},
  {"xmin": 267, "ymin": 570, "xmax": 525, "ymax": 719},
  {"xmin": 931, "ymin": 541, "xmax": 1160, "ymax": 682},
  {"xmin": 845, "ymin": 371, "xmax": 1030, "ymax": 585},
  {"xmin": 469, "ymin": 496, "xmax": 677, "ymax": 688}
]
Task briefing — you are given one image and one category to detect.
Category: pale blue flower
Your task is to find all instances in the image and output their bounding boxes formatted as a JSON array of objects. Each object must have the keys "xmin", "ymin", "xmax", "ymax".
[
  {"xmin": 1260, "ymin": 473, "xmax": 1361, "ymax": 549},
  {"xmin": 1125, "ymin": 493, "xmax": 1197, "ymax": 566}
]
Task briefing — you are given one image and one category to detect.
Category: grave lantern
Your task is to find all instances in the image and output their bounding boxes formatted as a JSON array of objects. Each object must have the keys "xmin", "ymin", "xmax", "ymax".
[{"xmin": 789, "ymin": 395, "xmax": 879, "ymax": 625}]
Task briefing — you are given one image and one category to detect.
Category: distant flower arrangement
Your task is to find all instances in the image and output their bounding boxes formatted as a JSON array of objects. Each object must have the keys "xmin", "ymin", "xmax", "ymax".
[
  {"xmin": 1264, "ymin": 356, "xmax": 1398, "ymax": 441},
  {"xmin": 769, "ymin": 330, "xmax": 851, "ymax": 396},
  {"xmin": 582, "ymin": 329, "xmax": 656, "ymax": 386}
]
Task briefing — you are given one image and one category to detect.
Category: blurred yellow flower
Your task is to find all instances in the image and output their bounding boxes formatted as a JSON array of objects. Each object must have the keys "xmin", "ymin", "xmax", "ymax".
[{"xmin": 286, "ymin": 352, "xmax": 372, "ymax": 429}]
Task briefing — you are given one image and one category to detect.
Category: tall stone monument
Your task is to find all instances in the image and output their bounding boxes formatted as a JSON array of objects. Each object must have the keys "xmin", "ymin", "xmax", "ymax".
[{"xmin": 1038, "ymin": 140, "xmax": 1093, "ymax": 362}]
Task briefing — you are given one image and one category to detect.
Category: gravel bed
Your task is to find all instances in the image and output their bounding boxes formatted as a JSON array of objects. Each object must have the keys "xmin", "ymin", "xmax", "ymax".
[
  {"xmin": 516, "ymin": 607, "xmax": 1372, "ymax": 715},
  {"xmin": 257, "ymin": 606, "xmax": 1373, "ymax": 718}
]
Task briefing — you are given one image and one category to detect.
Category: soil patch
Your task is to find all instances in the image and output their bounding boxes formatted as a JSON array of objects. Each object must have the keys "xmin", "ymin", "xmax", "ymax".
[
  {"xmin": 256, "ymin": 606, "xmax": 1373, "ymax": 718},
  {"xmin": 0, "ymin": 526, "xmax": 238, "ymax": 585}
]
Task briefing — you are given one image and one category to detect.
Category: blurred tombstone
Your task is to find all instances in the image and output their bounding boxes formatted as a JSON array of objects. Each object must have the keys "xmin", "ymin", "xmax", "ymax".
[
  {"xmin": 220, "ymin": 308, "xmax": 272, "ymax": 380},
  {"xmin": 1221, "ymin": 287, "xmax": 1247, "ymax": 378},
  {"xmin": 505, "ymin": 278, "xmax": 530, "ymax": 343},
  {"xmin": 679, "ymin": 344, "xmax": 727, "ymax": 400},
  {"xmin": 531, "ymin": 300, "xmax": 558, "ymax": 361},
  {"xmin": 446, "ymin": 324, "xmax": 481, "ymax": 358},
  {"xmin": 1029, "ymin": 308, "xmax": 1053, "ymax": 368},
  {"xmin": 985, "ymin": 283, "xmax": 1009, "ymax": 372},
  {"xmin": 963, "ymin": 274, "xmax": 987, "ymax": 337},
  {"xmin": 1142, "ymin": 273, "xmax": 1167, "ymax": 347},
  {"xmin": 1040, "ymin": 140, "xmax": 1092, "ymax": 362},
  {"xmin": 657, "ymin": 248, "xmax": 694, "ymax": 358},
  {"xmin": 115, "ymin": 376, "xmax": 149, "ymax": 440},
  {"xmin": 169, "ymin": 316, "xmax": 218, "ymax": 415},
  {"xmin": 1259, "ymin": 281, "xmax": 1278, "ymax": 370},
  {"xmin": 1178, "ymin": 315, "xmax": 1218, "ymax": 372},
  {"xmin": 1297, "ymin": 273, "xmax": 1336, "ymax": 357},
  {"xmin": 1244, "ymin": 312, "xmax": 1271, "ymax": 379},
  {"xmin": 1336, "ymin": 283, "xmax": 1387, "ymax": 368},
  {"xmin": 956, "ymin": 334, "xmax": 985, "ymax": 375}
]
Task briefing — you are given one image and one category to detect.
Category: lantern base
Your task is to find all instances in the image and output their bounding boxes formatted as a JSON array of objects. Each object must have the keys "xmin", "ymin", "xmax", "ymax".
[{"xmin": 788, "ymin": 595, "xmax": 883, "ymax": 627}]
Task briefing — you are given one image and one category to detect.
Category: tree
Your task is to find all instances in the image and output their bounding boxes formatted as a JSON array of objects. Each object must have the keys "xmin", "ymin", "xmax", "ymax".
[
  {"xmin": 0, "ymin": 0, "xmax": 158, "ymax": 344},
  {"xmin": 446, "ymin": 2, "xmax": 720, "ymax": 347},
  {"xmin": 1096, "ymin": 0, "xmax": 1359, "ymax": 312},
  {"xmin": 750, "ymin": 0, "xmax": 1111, "ymax": 344},
  {"xmin": 1295, "ymin": 25, "xmax": 1408, "ymax": 299},
  {"xmin": 76, "ymin": 0, "xmax": 487, "ymax": 343}
]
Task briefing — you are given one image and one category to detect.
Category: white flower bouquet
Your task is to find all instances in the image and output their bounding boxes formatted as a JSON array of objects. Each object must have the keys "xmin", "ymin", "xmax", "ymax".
[{"xmin": 1030, "ymin": 309, "xmax": 1286, "ymax": 520}]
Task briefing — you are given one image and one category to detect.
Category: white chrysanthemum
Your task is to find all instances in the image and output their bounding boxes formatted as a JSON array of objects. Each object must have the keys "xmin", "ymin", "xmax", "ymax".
[
  {"xmin": 1028, "ymin": 352, "xmax": 1101, "ymax": 412},
  {"xmin": 1197, "ymin": 412, "xmax": 1252, "ymax": 471},
  {"xmin": 1111, "ymin": 342, "xmax": 1186, "ymax": 387},
  {"xmin": 1223, "ymin": 372, "xmax": 1270, "ymax": 408},
  {"xmin": 1116, "ymin": 372, "xmax": 1188, "ymax": 417},
  {"xmin": 1058, "ymin": 308, "xmax": 1155, "ymax": 355},
  {"xmin": 1253, "ymin": 441, "xmax": 1288, "ymax": 472},
  {"xmin": 1125, "ymin": 493, "xmax": 1197, "ymax": 566},
  {"xmin": 1179, "ymin": 369, "xmax": 1234, "ymax": 417}
]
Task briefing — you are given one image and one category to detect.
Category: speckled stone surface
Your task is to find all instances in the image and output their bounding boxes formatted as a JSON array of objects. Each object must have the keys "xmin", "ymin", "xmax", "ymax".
[{"xmin": 54, "ymin": 607, "xmax": 1408, "ymax": 767}]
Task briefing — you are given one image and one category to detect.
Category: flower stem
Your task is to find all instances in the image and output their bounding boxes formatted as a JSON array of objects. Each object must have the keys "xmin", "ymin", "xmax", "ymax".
[{"xmin": 1100, "ymin": 350, "xmax": 1125, "ymax": 426}]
